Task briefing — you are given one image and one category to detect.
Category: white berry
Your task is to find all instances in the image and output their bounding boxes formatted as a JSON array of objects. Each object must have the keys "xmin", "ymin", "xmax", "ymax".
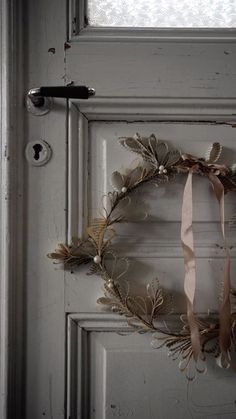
[
  {"xmin": 121, "ymin": 186, "xmax": 127, "ymax": 193},
  {"xmin": 159, "ymin": 165, "xmax": 164, "ymax": 172},
  {"xmin": 107, "ymin": 279, "xmax": 114, "ymax": 289},
  {"xmin": 93, "ymin": 255, "xmax": 101, "ymax": 264},
  {"xmin": 163, "ymin": 169, "xmax": 167, "ymax": 174}
]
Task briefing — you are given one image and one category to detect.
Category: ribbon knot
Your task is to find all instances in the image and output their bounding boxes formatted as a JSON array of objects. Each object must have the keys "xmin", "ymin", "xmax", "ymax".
[{"xmin": 181, "ymin": 153, "xmax": 227, "ymax": 177}]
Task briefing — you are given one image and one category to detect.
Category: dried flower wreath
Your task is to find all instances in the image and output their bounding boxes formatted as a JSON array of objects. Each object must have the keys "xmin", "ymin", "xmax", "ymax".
[{"xmin": 48, "ymin": 134, "xmax": 236, "ymax": 380}]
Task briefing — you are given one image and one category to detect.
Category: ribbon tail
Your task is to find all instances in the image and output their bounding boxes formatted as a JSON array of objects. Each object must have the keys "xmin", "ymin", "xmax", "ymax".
[
  {"xmin": 209, "ymin": 173, "xmax": 232, "ymax": 367},
  {"xmin": 181, "ymin": 172, "xmax": 201, "ymax": 361}
]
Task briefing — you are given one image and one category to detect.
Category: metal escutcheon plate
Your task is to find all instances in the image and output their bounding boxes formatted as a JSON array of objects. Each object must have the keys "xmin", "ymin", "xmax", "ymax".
[{"xmin": 25, "ymin": 140, "xmax": 52, "ymax": 166}]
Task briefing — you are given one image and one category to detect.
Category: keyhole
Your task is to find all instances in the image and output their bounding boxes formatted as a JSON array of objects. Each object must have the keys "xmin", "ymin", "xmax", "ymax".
[
  {"xmin": 26, "ymin": 140, "xmax": 52, "ymax": 166},
  {"xmin": 33, "ymin": 143, "xmax": 43, "ymax": 161}
]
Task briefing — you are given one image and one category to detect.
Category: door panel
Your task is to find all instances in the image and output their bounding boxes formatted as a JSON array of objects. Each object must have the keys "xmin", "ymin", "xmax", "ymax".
[
  {"xmin": 66, "ymin": 42, "xmax": 236, "ymax": 98},
  {"xmin": 65, "ymin": 115, "xmax": 236, "ymax": 314},
  {"xmin": 67, "ymin": 315, "xmax": 236, "ymax": 419}
]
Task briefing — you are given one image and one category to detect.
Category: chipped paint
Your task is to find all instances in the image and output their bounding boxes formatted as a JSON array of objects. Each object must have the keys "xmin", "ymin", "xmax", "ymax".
[
  {"xmin": 64, "ymin": 42, "xmax": 71, "ymax": 50},
  {"xmin": 48, "ymin": 47, "xmax": 56, "ymax": 54}
]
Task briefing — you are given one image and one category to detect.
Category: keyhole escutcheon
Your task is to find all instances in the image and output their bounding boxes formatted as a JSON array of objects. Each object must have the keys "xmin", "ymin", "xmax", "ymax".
[{"xmin": 25, "ymin": 140, "xmax": 52, "ymax": 166}]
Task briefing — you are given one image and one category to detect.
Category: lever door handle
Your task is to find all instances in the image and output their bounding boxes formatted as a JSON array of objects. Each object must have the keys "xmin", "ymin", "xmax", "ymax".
[{"xmin": 27, "ymin": 85, "xmax": 95, "ymax": 107}]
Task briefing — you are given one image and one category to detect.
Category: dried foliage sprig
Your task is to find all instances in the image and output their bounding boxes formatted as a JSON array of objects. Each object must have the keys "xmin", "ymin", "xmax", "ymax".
[
  {"xmin": 97, "ymin": 278, "xmax": 172, "ymax": 332},
  {"xmin": 48, "ymin": 134, "xmax": 236, "ymax": 379}
]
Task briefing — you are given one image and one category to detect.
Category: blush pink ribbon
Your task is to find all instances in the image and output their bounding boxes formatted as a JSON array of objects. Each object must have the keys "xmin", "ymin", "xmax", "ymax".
[{"xmin": 180, "ymin": 155, "xmax": 231, "ymax": 365}]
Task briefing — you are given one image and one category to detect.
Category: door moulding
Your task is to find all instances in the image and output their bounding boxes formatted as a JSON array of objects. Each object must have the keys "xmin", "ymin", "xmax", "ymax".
[
  {"xmin": 0, "ymin": 1, "xmax": 25, "ymax": 417},
  {"xmin": 66, "ymin": 312, "xmax": 197, "ymax": 418},
  {"xmin": 73, "ymin": 97, "xmax": 236, "ymax": 122},
  {"xmin": 67, "ymin": 97, "xmax": 236, "ymax": 250},
  {"xmin": 67, "ymin": 313, "xmax": 131, "ymax": 419}
]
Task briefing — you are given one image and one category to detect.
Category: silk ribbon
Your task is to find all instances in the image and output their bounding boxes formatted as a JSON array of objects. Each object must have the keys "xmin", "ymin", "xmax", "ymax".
[
  {"xmin": 208, "ymin": 173, "xmax": 231, "ymax": 368},
  {"xmin": 181, "ymin": 171, "xmax": 201, "ymax": 360},
  {"xmin": 181, "ymin": 164, "xmax": 231, "ymax": 365}
]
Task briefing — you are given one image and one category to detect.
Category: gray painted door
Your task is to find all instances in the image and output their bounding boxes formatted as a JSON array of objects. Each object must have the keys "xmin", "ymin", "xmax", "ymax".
[{"xmin": 25, "ymin": 1, "xmax": 236, "ymax": 418}]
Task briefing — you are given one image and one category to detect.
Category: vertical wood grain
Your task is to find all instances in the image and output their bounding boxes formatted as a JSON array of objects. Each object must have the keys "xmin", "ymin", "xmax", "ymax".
[{"xmin": 25, "ymin": 0, "xmax": 67, "ymax": 417}]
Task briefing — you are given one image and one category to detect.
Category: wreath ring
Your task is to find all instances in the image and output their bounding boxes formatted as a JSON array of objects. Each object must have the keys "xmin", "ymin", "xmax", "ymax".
[{"xmin": 48, "ymin": 134, "xmax": 236, "ymax": 380}]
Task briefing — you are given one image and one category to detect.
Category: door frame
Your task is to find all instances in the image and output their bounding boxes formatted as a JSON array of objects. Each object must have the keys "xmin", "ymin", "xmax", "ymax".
[
  {"xmin": 2, "ymin": 1, "xmax": 236, "ymax": 417},
  {"xmin": 0, "ymin": 0, "xmax": 24, "ymax": 417}
]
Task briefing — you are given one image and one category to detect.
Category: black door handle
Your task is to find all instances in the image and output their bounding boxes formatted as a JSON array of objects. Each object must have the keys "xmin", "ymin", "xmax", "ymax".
[{"xmin": 28, "ymin": 85, "xmax": 95, "ymax": 107}]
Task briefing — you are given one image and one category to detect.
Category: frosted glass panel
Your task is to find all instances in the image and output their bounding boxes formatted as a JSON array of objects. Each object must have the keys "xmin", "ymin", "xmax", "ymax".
[{"xmin": 87, "ymin": 0, "xmax": 236, "ymax": 28}]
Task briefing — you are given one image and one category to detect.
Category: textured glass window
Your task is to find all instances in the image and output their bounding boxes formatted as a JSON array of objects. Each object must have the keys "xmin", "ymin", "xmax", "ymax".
[{"xmin": 87, "ymin": 0, "xmax": 236, "ymax": 28}]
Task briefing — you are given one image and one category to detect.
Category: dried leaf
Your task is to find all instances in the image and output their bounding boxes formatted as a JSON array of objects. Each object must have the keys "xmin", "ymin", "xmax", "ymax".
[
  {"xmin": 87, "ymin": 262, "xmax": 102, "ymax": 276},
  {"xmin": 120, "ymin": 135, "xmax": 158, "ymax": 168},
  {"xmin": 103, "ymin": 251, "xmax": 130, "ymax": 280},
  {"xmin": 120, "ymin": 136, "xmax": 145, "ymax": 156},
  {"xmin": 165, "ymin": 150, "xmax": 181, "ymax": 167},
  {"xmin": 111, "ymin": 171, "xmax": 125, "ymax": 192},
  {"xmin": 132, "ymin": 296, "xmax": 148, "ymax": 316},
  {"xmin": 47, "ymin": 240, "xmax": 92, "ymax": 267},
  {"xmin": 97, "ymin": 297, "xmax": 116, "ymax": 305},
  {"xmin": 47, "ymin": 252, "xmax": 65, "ymax": 260},
  {"xmin": 148, "ymin": 134, "xmax": 158, "ymax": 153},
  {"xmin": 205, "ymin": 142, "xmax": 222, "ymax": 163},
  {"xmin": 71, "ymin": 237, "xmax": 81, "ymax": 247},
  {"xmin": 120, "ymin": 134, "xmax": 181, "ymax": 175},
  {"xmin": 87, "ymin": 218, "xmax": 107, "ymax": 249},
  {"xmin": 126, "ymin": 166, "xmax": 143, "ymax": 187},
  {"xmin": 115, "ymin": 196, "xmax": 131, "ymax": 212},
  {"xmin": 57, "ymin": 243, "xmax": 70, "ymax": 253},
  {"xmin": 155, "ymin": 141, "xmax": 169, "ymax": 164},
  {"xmin": 219, "ymin": 173, "xmax": 236, "ymax": 193},
  {"xmin": 146, "ymin": 278, "xmax": 160, "ymax": 299},
  {"xmin": 127, "ymin": 318, "xmax": 146, "ymax": 330}
]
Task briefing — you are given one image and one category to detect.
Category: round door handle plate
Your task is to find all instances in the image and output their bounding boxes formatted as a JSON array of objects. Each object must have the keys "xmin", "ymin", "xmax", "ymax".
[
  {"xmin": 26, "ymin": 94, "xmax": 52, "ymax": 116},
  {"xmin": 25, "ymin": 140, "xmax": 52, "ymax": 166}
]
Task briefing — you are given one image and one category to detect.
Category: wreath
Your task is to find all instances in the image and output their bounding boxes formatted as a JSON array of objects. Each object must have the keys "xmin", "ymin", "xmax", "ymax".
[{"xmin": 48, "ymin": 134, "xmax": 236, "ymax": 380}]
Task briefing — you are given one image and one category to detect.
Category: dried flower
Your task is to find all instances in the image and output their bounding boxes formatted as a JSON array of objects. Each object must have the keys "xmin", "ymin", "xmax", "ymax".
[
  {"xmin": 119, "ymin": 134, "xmax": 181, "ymax": 171},
  {"xmin": 47, "ymin": 240, "xmax": 93, "ymax": 266}
]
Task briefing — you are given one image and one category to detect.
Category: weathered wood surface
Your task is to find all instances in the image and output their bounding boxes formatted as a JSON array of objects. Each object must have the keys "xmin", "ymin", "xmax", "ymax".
[{"xmin": 24, "ymin": 1, "xmax": 236, "ymax": 418}]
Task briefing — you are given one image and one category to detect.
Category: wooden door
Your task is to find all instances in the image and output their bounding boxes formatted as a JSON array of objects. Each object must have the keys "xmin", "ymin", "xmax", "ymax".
[{"xmin": 23, "ymin": 1, "xmax": 236, "ymax": 418}]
